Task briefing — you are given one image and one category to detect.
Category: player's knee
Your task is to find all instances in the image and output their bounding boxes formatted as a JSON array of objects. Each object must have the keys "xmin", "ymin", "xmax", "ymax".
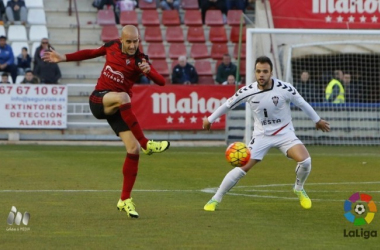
[
  {"xmin": 118, "ymin": 93, "xmax": 131, "ymax": 105},
  {"xmin": 298, "ymin": 157, "xmax": 311, "ymax": 171},
  {"xmin": 127, "ymin": 144, "xmax": 140, "ymax": 154}
]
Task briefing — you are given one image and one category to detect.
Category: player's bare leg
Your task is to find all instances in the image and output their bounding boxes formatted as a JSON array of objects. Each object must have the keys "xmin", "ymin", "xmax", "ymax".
[
  {"xmin": 103, "ymin": 92, "xmax": 170, "ymax": 155},
  {"xmin": 287, "ymin": 144, "xmax": 312, "ymax": 209}
]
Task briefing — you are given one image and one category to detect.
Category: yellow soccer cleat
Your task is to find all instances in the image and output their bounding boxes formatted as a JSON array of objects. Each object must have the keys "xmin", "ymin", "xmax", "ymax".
[
  {"xmin": 142, "ymin": 140, "xmax": 170, "ymax": 155},
  {"xmin": 294, "ymin": 188, "xmax": 312, "ymax": 209},
  {"xmin": 204, "ymin": 199, "xmax": 219, "ymax": 212},
  {"xmin": 117, "ymin": 198, "xmax": 139, "ymax": 218}
]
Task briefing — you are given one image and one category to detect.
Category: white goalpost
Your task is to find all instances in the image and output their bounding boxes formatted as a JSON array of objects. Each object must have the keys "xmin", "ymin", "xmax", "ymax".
[{"xmin": 244, "ymin": 28, "xmax": 380, "ymax": 145}]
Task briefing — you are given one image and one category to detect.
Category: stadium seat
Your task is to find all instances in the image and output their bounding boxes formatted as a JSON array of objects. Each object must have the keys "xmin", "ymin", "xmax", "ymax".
[
  {"xmin": 194, "ymin": 60, "xmax": 213, "ymax": 76},
  {"xmin": 227, "ymin": 10, "xmax": 245, "ymax": 26},
  {"xmin": 144, "ymin": 27, "xmax": 163, "ymax": 42},
  {"xmin": 147, "ymin": 43, "xmax": 166, "ymax": 59},
  {"xmin": 184, "ymin": 10, "xmax": 202, "ymax": 26},
  {"xmin": 119, "ymin": 11, "xmax": 138, "ymax": 26},
  {"xmin": 240, "ymin": 60, "xmax": 246, "ymax": 76},
  {"xmin": 27, "ymin": 9, "xmax": 46, "ymax": 25},
  {"xmin": 142, "ymin": 10, "xmax": 160, "ymax": 26},
  {"xmin": 29, "ymin": 25, "xmax": 48, "ymax": 42},
  {"xmin": 7, "ymin": 25, "xmax": 27, "ymax": 42},
  {"xmin": 24, "ymin": 0, "xmax": 44, "ymax": 8},
  {"xmin": 168, "ymin": 43, "xmax": 187, "ymax": 59},
  {"xmin": 138, "ymin": 43, "xmax": 144, "ymax": 53},
  {"xmin": 11, "ymin": 42, "xmax": 29, "ymax": 58},
  {"xmin": 101, "ymin": 25, "xmax": 119, "ymax": 42},
  {"xmin": 205, "ymin": 10, "xmax": 224, "ymax": 26},
  {"xmin": 233, "ymin": 43, "xmax": 246, "ymax": 59},
  {"xmin": 138, "ymin": 0, "xmax": 157, "ymax": 9},
  {"xmin": 190, "ymin": 43, "xmax": 209, "ymax": 59},
  {"xmin": 165, "ymin": 26, "xmax": 184, "ymax": 43},
  {"xmin": 209, "ymin": 26, "xmax": 228, "ymax": 43},
  {"xmin": 15, "ymin": 75, "xmax": 24, "ymax": 84},
  {"xmin": 230, "ymin": 26, "xmax": 246, "ymax": 43},
  {"xmin": 162, "ymin": 10, "xmax": 180, "ymax": 26},
  {"xmin": 97, "ymin": 10, "xmax": 116, "ymax": 25},
  {"xmin": 31, "ymin": 41, "xmax": 40, "ymax": 58},
  {"xmin": 186, "ymin": 26, "xmax": 206, "ymax": 43},
  {"xmin": 0, "ymin": 26, "xmax": 5, "ymax": 36},
  {"xmin": 181, "ymin": 0, "xmax": 199, "ymax": 9},
  {"xmin": 151, "ymin": 59, "xmax": 169, "ymax": 76},
  {"xmin": 210, "ymin": 43, "xmax": 228, "ymax": 60},
  {"xmin": 198, "ymin": 75, "xmax": 215, "ymax": 84}
]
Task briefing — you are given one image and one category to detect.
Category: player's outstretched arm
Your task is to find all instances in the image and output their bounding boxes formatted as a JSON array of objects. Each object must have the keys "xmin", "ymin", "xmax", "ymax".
[
  {"xmin": 316, "ymin": 119, "xmax": 330, "ymax": 132},
  {"xmin": 43, "ymin": 48, "xmax": 66, "ymax": 63}
]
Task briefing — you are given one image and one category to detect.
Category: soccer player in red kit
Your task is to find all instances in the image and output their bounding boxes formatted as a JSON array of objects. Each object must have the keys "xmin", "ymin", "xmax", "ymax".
[{"xmin": 43, "ymin": 25, "xmax": 170, "ymax": 218}]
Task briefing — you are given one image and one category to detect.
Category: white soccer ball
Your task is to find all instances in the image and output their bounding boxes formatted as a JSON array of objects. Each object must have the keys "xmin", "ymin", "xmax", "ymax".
[{"xmin": 354, "ymin": 204, "xmax": 366, "ymax": 215}]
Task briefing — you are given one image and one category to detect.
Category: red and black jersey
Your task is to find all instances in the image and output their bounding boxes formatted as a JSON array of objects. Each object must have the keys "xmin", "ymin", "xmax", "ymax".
[{"xmin": 65, "ymin": 40, "xmax": 165, "ymax": 95}]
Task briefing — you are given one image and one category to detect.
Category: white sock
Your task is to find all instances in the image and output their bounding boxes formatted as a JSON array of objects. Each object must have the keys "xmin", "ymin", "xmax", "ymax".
[
  {"xmin": 212, "ymin": 167, "xmax": 246, "ymax": 202},
  {"xmin": 294, "ymin": 157, "xmax": 311, "ymax": 191}
]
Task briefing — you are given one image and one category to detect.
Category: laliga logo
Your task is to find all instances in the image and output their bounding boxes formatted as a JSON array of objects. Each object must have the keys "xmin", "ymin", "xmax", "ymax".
[{"xmin": 7, "ymin": 206, "xmax": 30, "ymax": 226}]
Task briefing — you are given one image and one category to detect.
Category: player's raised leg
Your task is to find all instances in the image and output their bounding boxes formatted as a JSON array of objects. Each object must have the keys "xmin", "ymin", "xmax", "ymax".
[{"xmin": 103, "ymin": 92, "xmax": 170, "ymax": 155}]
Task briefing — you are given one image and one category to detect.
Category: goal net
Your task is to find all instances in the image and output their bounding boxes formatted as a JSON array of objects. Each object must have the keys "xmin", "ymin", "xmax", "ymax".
[{"xmin": 244, "ymin": 28, "xmax": 380, "ymax": 145}]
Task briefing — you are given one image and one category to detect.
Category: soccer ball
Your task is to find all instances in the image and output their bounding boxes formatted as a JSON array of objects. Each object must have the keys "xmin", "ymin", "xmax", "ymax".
[
  {"xmin": 225, "ymin": 142, "xmax": 251, "ymax": 167},
  {"xmin": 354, "ymin": 204, "xmax": 366, "ymax": 215}
]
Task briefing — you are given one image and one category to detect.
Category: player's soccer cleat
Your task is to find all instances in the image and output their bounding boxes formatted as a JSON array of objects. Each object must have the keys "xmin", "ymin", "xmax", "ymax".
[
  {"xmin": 117, "ymin": 198, "xmax": 139, "ymax": 218},
  {"xmin": 293, "ymin": 188, "xmax": 312, "ymax": 209},
  {"xmin": 204, "ymin": 199, "xmax": 219, "ymax": 211},
  {"xmin": 142, "ymin": 140, "xmax": 170, "ymax": 155}
]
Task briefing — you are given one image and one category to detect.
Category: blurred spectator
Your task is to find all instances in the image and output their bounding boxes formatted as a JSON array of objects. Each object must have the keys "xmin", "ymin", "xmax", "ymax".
[
  {"xmin": 33, "ymin": 38, "xmax": 51, "ymax": 73},
  {"xmin": 21, "ymin": 69, "xmax": 39, "ymax": 84},
  {"xmin": 160, "ymin": 0, "xmax": 180, "ymax": 10},
  {"xmin": 325, "ymin": 69, "xmax": 345, "ymax": 103},
  {"xmin": 0, "ymin": 1, "xmax": 5, "ymax": 23},
  {"xmin": 35, "ymin": 59, "xmax": 61, "ymax": 84},
  {"xmin": 293, "ymin": 70, "xmax": 319, "ymax": 103},
  {"xmin": 93, "ymin": 0, "xmax": 120, "ymax": 24},
  {"xmin": 216, "ymin": 54, "xmax": 239, "ymax": 84},
  {"xmin": 0, "ymin": 72, "xmax": 10, "ymax": 84},
  {"xmin": 200, "ymin": 0, "xmax": 227, "ymax": 24},
  {"xmin": 137, "ymin": 75, "xmax": 150, "ymax": 84},
  {"xmin": 342, "ymin": 73, "xmax": 362, "ymax": 103},
  {"xmin": 16, "ymin": 46, "xmax": 31, "ymax": 75},
  {"xmin": 0, "ymin": 35, "xmax": 17, "ymax": 83},
  {"xmin": 172, "ymin": 55, "xmax": 198, "ymax": 84},
  {"xmin": 226, "ymin": 0, "xmax": 246, "ymax": 12},
  {"xmin": 6, "ymin": 0, "xmax": 27, "ymax": 25},
  {"xmin": 116, "ymin": 0, "xmax": 137, "ymax": 11},
  {"xmin": 222, "ymin": 75, "xmax": 238, "ymax": 85}
]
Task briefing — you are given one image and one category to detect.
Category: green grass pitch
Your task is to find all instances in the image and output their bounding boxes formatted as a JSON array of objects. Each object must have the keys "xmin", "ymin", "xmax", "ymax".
[{"xmin": 0, "ymin": 144, "xmax": 379, "ymax": 249}]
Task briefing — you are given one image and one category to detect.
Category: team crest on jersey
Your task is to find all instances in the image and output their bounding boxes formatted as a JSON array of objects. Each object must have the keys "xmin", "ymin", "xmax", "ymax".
[
  {"xmin": 126, "ymin": 59, "xmax": 130, "ymax": 65},
  {"xmin": 272, "ymin": 96, "xmax": 279, "ymax": 106}
]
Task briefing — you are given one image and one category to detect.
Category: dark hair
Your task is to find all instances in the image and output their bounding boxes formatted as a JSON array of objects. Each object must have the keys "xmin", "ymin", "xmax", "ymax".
[
  {"xmin": 2, "ymin": 72, "xmax": 8, "ymax": 77},
  {"xmin": 22, "ymin": 47, "xmax": 28, "ymax": 51},
  {"xmin": 25, "ymin": 70, "xmax": 33, "ymax": 74},
  {"xmin": 255, "ymin": 56, "xmax": 273, "ymax": 72}
]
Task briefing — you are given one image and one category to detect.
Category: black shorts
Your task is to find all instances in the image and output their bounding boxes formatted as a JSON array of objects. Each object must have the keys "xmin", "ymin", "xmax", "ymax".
[{"xmin": 89, "ymin": 90, "xmax": 129, "ymax": 136}]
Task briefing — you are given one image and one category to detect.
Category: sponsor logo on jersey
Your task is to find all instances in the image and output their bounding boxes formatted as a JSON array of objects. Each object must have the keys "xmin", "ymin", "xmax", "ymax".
[{"xmin": 103, "ymin": 65, "xmax": 125, "ymax": 83}]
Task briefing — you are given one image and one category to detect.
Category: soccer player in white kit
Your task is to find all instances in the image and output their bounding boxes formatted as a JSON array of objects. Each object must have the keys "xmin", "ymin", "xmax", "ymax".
[{"xmin": 203, "ymin": 56, "xmax": 330, "ymax": 211}]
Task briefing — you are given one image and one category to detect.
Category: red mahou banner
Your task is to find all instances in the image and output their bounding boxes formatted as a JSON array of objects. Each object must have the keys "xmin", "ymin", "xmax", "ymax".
[
  {"xmin": 270, "ymin": 0, "xmax": 380, "ymax": 29},
  {"xmin": 132, "ymin": 85, "xmax": 236, "ymax": 130}
]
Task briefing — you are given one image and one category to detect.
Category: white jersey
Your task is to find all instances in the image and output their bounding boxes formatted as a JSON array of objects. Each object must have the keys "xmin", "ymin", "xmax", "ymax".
[{"xmin": 210, "ymin": 78, "xmax": 321, "ymax": 136}]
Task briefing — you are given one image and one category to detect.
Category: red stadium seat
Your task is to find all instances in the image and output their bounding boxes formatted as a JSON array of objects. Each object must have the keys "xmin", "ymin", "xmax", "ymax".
[
  {"xmin": 168, "ymin": 43, "xmax": 187, "ymax": 59},
  {"xmin": 151, "ymin": 59, "xmax": 170, "ymax": 76},
  {"xmin": 227, "ymin": 10, "xmax": 245, "ymax": 26},
  {"xmin": 233, "ymin": 43, "xmax": 246, "ymax": 59},
  {"xmin": 186, "ymin": 26, "xmax": 206, "ymax": 43},
  {"xmin": 101, "ymin": 25, "xmax": 119, "ymax": 42},
  {"xmin": 97, "ymin": 10, "xmax": 116, "ymax": 26},
  {"xmin": 190, "ymin": 43, "xmax": 209, "ymax": 59},
  {"xmin": 198, "ymin": 75, "xmax": 215, "ymax": 84},
  {"xmin": 142, "ymin": 10, "xmax": 160, "ymax": 26},
  {"xmin": 239, "ymin": 60, "xmax": 246, "ymax": 76},
  {"xmin": 184, "ymin": 10, "xmax": 202, "ymax": 26},
  {"xmin": 147, "ymin": 43, "xmax": 166, "ymax": 59},
  {"xmin": 165, "ymin": 26, "xmax": 184, "ymax": 43},
  {"xmin": 181, "ymin": 0, "xmax": 199, "ymax": 9},
  {"xmin": 138, "ymin": 0, "xmax": 157, "ymax": 9},
  {"xmin": 210, "ymin": 43, "xmax": 228, "ymax": 60},
  {"xmin": 144, "ymin": 26, "xmax": 163, "ymax": 42},
  {"xmin": 194, "ymin": 60, "xmax": 213, "ymax": 76},
  {"xmin": 138, "ymin": 43, "xmax": 144, "ymax": 53},
  {"xmin": 162, "ymin": 10, "xmax": 180, "ymax": 26},
  {"xmin": 205, "ymin": 10, "xmax": 224, "ymax": 26},
  {"xmin": 209, "ymin": 26, "xmax": 228, "ymax": 43},
  {"xmin": 230, "ymin": 26, "xmax": 246, "ymax": 43},
  {"xmin": 119, "ymin": 11, "xmax": 138, "ymax": 26}
]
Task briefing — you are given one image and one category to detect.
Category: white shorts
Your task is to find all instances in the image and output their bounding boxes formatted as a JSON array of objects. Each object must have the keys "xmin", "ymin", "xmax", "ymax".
[{"xmin": 247, "ymin": 132, "xmax": 303, "ymax": 161}]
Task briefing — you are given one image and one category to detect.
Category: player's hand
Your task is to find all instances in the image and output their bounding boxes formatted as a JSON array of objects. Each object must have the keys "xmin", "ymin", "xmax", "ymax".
[
  {"xmin": 42, "ymin": 48, "xmax": 66, "ymax": 63},
  {"xmin": 316, "ymin": 119, "xmax": 330, "ymax": 132},
  {"xmin": 203, "ymin": 118, "xmax": 212, "ymax": 131},
  {"xmin": 138, "ymin": 58, "xmax": 150, "ymax": 74}
]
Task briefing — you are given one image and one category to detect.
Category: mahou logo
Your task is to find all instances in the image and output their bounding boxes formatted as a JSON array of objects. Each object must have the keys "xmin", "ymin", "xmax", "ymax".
[{"xmin": 313, "ymin": 0, "xmax": 380, "ymax": 14}]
